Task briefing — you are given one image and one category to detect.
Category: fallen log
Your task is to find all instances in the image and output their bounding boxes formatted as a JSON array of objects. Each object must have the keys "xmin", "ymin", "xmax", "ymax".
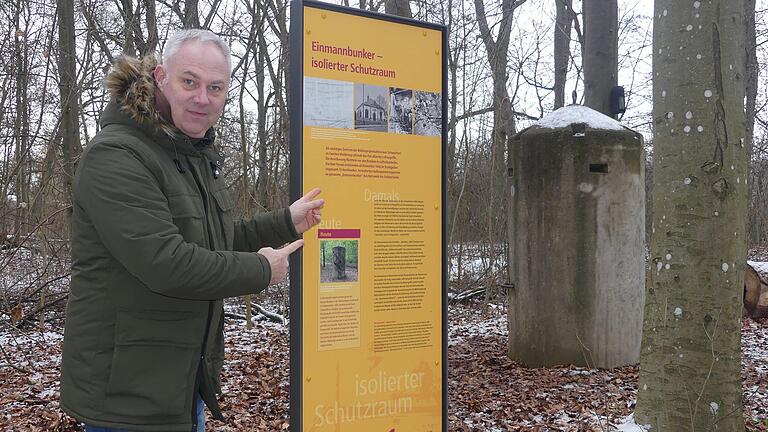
[
  {"xmin": 225, "ymin": 303, "xmax": 286, "ymax": 325},
  {"xmin": 745, "ymin": 261, "xmax": 768, "ymax": 319}
]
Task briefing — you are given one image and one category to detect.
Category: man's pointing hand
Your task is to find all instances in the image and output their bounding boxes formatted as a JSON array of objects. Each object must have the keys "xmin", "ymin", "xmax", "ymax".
[
  {"xmin": 258, "ymin": 239, "xmax": 304, "ymax": 285},
  {"xmin": 290, "ymin": 188, "xmax": 324, "ymax": 234}
]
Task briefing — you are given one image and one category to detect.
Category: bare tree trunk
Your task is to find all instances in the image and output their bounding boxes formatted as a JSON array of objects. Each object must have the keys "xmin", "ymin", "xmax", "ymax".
[
  {"xmin": 635, "ymin": 1, "xmax": 747, "ymax": 429},
  {"xmin": 384, "ymin": 0, "xmax": 411, "ymax": 18},
  {"xmin": 12, "ymin": 0, "xmax": 30, "ymax": 235},
  {"xmin": 744, "ymin": 0, "xmax": 756, "ymax": 150},
  {"xmin": 474, "ymin": 0, "xmax": 525, "ymax": 300},
  {"xmin": 58, "ymin": 0, "xmax": 82, "ymax": 211},
  {"xmin": 446, "ymin": 0, "xmax": 459, "ymax": 238},
  {"xmin": 583, "ymin": 0, "xmax": 617, "ymax": 116},
  {"xmin": 554, "ymin": 0, "xmax": 573, "ymax": 109},
  {"xmin": 263, "ymin": 0, "xmax": 289, "ymax": 204},
  {"xmin": 238, "ymin": 38, "xmax": 254, "ymax": 329},
  {"xmin": 184, "ymin": 0, "xmax": 201, "ymax": 29},
  {"xmin": 119, "ymin": 0, "xmax": 137, "ymax": 55},
  {"xmin": 143, "ymin": 0, "xmax": 159, "ymax": 54},
  {"xmin": 744, "ymin": 0, "xmax": 757, "ymax": 247}
]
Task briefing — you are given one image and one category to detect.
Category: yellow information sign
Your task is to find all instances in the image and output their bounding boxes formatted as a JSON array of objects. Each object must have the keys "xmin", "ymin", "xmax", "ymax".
[{"xmin": 290, "ymin": 2, "xmax": 446, "ymax": 431}]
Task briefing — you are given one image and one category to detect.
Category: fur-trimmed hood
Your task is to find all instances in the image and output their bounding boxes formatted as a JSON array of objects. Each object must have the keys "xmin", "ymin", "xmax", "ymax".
[{"xmin": 103, "ymin": 55, "xmax": 178, "ymax": 139}]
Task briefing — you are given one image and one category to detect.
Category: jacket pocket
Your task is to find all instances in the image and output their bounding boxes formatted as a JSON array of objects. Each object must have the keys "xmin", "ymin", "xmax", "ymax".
[
  {"xmin": 212, "ymin": 189, "xmax": 234, "ymax": 250},
  {"xmin": 167, "ymin": 194, "xmax": 206, "ymax": 246},
  {"xmin": 103, "ymin": 310, "xmax": 201, "ymax": 420}
]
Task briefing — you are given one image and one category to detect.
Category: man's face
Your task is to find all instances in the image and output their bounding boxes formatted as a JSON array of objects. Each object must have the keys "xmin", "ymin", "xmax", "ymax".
[{"xmin": 154, "ymin": 40, "xmax": 230, "ymax": 138}]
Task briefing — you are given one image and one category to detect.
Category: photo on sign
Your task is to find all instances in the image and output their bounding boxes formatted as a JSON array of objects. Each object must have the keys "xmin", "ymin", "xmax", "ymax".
[
  {"xmin": 303, "ymin": 77, "xmax": 354, "ymax": 129},
  {"xmin": 320, "ymin": 239, "xmax": 359, "ymax": 283},
  {"xmin": 354, "ymin": 83, "xmax": 388, "ymax": 132},
  {"xmin": 389, "ymin": 88, "xmax": 413, "ymax": 134},
  {"xmin": 413, "ymin": 90, "xmax": 442, "ymax": 136}
]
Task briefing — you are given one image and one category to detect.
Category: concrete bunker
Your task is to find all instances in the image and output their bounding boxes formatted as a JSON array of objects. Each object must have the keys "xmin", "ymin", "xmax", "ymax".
[{"xmin": 507, "ymin": 105, "xmax": 646, "ymax": 368}]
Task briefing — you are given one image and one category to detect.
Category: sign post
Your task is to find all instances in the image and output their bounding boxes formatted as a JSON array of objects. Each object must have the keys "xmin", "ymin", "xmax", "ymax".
[{"xmin": 289, "ymin": 2, "xmax": 447, "ymax": 430}]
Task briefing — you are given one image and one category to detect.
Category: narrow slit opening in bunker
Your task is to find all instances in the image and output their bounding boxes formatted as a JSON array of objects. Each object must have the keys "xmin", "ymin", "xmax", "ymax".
[{"xmin": 589, "ymin": 163, "xmax": 609, "ymax": 173}]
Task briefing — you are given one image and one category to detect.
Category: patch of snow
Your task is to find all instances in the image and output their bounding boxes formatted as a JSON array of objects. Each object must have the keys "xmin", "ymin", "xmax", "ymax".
[
  {"xmin": 747, "ymin": 260, "xmax": 768, "ymax": 278},
  {"xmin": 614, "ymin": 413, "xmax": 651, "ymax": 431},
  {"xmin": 535, "ymin": 105, "xmax": 626, "ymax": 131},
  {"xmin": 709, "ymin": 401, "xmax": 718, "ymax": 416},
  {"xmin": 37, "ymin": 388, "xmax": 56, "ymax": 399}
]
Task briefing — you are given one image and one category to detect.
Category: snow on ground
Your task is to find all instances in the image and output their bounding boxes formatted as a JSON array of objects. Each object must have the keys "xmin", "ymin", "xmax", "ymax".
[
  {"xmin": 2, "ymin": 238, "xmax": 767, "ymax": 431},
  {"xmin": 743, "ymin": 318, "xmax": 768, "ymax": 428},
  {"xmin": 613, "ymin": 414, "xmax": 651, "ymax": 431},
  {"xmin": 0, "ymin": 306, "xmax": 766, "ymax": 431}
]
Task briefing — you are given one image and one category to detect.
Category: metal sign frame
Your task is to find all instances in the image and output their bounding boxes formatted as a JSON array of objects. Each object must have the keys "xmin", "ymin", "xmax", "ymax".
[{"xmin": 289, "ymin": 2, "xmax": 447, "ymax": 430}]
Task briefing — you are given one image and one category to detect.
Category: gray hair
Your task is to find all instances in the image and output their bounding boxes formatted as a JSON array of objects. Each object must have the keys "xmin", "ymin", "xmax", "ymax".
[{"xmin": 162, "ymin": 29, "xmax": 231, "ymax": 72}]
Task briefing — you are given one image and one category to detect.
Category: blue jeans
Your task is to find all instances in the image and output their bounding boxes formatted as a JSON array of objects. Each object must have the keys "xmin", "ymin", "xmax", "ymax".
[{"xmin": 84, "ymin": 395, "xmax": 205, "ymax": 432}]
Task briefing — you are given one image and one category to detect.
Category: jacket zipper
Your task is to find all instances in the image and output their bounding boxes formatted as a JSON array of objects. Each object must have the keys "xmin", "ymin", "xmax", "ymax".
[
  {"xmin": 192, "ymin": 300, "xmax": 214, "ymax": 431},
  {"xmin": 187, "ymin": 150, "xmax": 216, "ymax": 431}
]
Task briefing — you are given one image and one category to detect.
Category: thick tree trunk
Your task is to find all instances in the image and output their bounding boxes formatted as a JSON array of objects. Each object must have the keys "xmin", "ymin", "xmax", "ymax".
[
  {"xmin": 184, "ymin": 0, "xmax": 201, "ymax": 29},
  {"xmin": 384, "ymin": 0, "xmax": 411, "ymax": 18},
  {"xmin": 57, "ymin": 0, "xmax": 81, "ymax": 211},
  {"xmin": 635, "ymin": 1, "xmax": 747, "ymax": 430},
  {"xmin": 553, "ymin": 0, "xmax": 573, "ymax": 109},
  {"xmin": 143, "ymin": 0, "xmax": 159, "ymax": 54},
  {"xmin": 333, "ymin": 247, "xmax": 347, "ymax": 280},
  {"xmin": 583, "ymin": 0, "xmax": 617, "ymax": 116}
]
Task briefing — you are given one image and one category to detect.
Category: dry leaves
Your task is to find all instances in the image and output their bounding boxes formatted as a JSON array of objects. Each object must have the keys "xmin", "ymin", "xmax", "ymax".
[{"xmin": 0, "ymin": 303, "xmax": 766, "ymax": 431}]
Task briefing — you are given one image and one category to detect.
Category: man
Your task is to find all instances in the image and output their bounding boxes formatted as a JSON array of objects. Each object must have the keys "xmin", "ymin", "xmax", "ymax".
[{"xmin": 60, "ymin": 30, "xmax": 322, "ymax": 431}]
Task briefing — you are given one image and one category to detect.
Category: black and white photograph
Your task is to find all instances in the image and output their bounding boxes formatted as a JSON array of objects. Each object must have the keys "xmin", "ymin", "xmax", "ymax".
[
  {"xmin": 413, "ymin": 90, "xmax": 442, "ymax": 136},
  {"xmin": 353, "ymin": 83, "xmax": 388, "ymax": 132},
  {"xmin": 303, "ymin": 77, "xmax": 354, "ymax": 129},
  {"xmin": 388, "ymin": 88, "xmax": 413, "ymax": 134}
]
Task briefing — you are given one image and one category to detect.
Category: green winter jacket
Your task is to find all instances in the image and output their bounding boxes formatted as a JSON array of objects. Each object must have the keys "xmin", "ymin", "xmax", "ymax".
[{"xmin": 60, "ymin": 55, "xmax": 298, "ymax": 431}]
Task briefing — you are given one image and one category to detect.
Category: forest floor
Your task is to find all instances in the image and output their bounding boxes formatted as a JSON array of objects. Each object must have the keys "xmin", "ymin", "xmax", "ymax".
[
  {"xmin": 0, "ymin": 247, "xmax": 767, "ymax": 430},
  {"xmin": 0, "ymin": 298, "xmax": 766, "ymax": 431}
]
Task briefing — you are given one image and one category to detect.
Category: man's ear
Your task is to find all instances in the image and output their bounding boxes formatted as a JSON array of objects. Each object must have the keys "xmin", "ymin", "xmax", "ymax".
[{"xmin": 153, "ymin": 65, "xmax": 166, "ymax": 88}]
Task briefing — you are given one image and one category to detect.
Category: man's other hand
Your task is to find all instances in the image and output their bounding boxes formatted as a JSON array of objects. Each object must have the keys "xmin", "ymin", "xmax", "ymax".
[
  {"xmin": 258, "ymin": 239, "xmax": 304, "ymax": 285},
  {"xmin": 290, "ymin": 188, "xmax": 324, "ymax": 234}
]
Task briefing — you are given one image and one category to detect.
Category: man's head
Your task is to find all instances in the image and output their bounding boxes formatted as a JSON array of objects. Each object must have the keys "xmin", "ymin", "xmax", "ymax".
[{"xmin": 153, "ymin": 30, "xmax": 231, "ymax": 138}]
